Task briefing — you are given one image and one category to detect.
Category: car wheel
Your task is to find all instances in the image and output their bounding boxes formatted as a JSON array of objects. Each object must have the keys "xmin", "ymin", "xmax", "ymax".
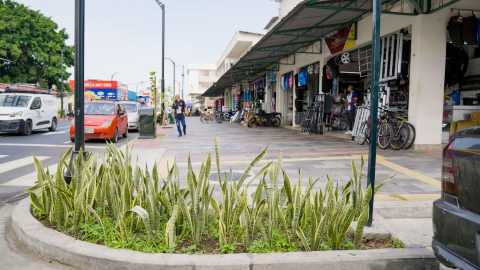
[
  {"xmin": 22, "ymin": 120, "xmax": 32, "ymax": 136},
  {"xmin": 48, "ymin": 118, "xmax": 57, "ymax": 131},
  {"xmin": 123, "ymin": 128, "xmax": 128, "ymax": 138},
  {"xmin": 70, "ymin": 137, "xmax": 75, "ymax": 142},
  {"xmin": 111, "ymin": 128, "xmax": 118, "ymax": 143}
]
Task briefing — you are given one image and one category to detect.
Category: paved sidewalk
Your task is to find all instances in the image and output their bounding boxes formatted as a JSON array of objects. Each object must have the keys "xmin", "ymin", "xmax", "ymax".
[{"xmin": 157, "ymin": 117, "xmax": 441, "ymax": 200}]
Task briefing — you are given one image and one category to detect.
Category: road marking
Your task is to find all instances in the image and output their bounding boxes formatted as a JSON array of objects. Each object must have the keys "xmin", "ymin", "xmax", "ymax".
[
  {"xmin": 0, "ymin": 143, "xmax": 105, "ymax": 149},
  {"xmin": 374, "ymin": 193, "xmax": 440, "ymax": 201},
  {"xmin": 2, "ymin": 163, "xmax": 59, "ymax": 186},
  {"xmin": 178, "ymin": 154, "xmax": 442, "ymax": 189},
  {"xmin": 376, "ymin": 158, "xmax": 442, "ymax": 188},
  {"xmin": 0, "ymin": 155, "xmax": 8, "ymax": 159},
  {"xmin": 42, "ymin": 130, "xmax": 68, "ymax": 135},
  {"xmin": 0, "ymin": 156, "xmax": 50, "ymax": 174},
  {"xmin": 158, "ymin": 156, "xmax": 175, "ymax": 177}
]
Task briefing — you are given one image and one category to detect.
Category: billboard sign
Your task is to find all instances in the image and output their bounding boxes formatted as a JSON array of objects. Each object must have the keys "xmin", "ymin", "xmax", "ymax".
[{"xmin": 323, "ymin": 23, "xmax": 356, "ymax": 56}]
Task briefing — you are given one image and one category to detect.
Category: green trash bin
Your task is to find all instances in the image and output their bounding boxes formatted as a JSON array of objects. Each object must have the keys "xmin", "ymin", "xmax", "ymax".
[{"xmin": 138, "ymin": 107, "xmax": 156, "ymax": 139}]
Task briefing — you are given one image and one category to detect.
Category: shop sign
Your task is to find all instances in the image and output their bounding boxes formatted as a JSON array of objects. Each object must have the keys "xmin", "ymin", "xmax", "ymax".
[
  {"xmin": 323, "ymin": 23, "xmax": 356, "ymax": 56},
  {"xmin": 267, "ymin": 64, "xmax": 278, "ymax": 83},
  {"xmin": 233, "ymin": 94, "xmax": 239, "ymax": 110},
  {"xmin": 69, "ymin": 80, "xmax": 118, "ymax": 90}
]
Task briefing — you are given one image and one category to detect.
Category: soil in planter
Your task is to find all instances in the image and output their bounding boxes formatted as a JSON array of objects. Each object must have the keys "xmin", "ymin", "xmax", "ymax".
[{"xmin": 31, "ymin": 206, "xmax": 402, "ymax": 254}]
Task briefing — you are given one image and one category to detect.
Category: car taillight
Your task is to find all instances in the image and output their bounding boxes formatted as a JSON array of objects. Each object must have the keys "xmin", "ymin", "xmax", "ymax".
[{"xmin": 442, "ymin": 140, "xmax": 458, "ymax": 196}]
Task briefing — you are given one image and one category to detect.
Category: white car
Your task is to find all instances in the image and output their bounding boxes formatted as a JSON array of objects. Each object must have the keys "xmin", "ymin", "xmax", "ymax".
[
  {"xmin": 120, "ymin": 100, "xmax": 142, "ymax": 131},
  {"xmin": 0, "ymin": 93, "xmax": 58, "ymax": 135}
]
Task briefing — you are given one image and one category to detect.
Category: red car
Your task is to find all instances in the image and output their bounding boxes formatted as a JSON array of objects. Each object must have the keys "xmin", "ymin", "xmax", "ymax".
[{"xmin": 70, "ymin": 101, "xmax": 128, "ymax": 143}]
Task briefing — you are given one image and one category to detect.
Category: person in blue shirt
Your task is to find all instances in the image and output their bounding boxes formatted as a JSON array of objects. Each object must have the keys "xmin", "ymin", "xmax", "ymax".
[{"xmin": 344, "ymin": 85, "xmax": 358, "ymax": 135}]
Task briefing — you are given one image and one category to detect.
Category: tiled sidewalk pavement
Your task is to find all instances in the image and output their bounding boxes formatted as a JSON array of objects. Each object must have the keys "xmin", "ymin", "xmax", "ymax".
[{"xmin": 150, "ymin": 117, "xmax": 441, "ymax": 202}]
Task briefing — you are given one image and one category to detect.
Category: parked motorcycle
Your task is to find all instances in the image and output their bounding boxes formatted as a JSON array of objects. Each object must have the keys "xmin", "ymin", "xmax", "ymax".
[{"xmin": 247, "ymin": 110, "xmax": 282, "ymax": 128}]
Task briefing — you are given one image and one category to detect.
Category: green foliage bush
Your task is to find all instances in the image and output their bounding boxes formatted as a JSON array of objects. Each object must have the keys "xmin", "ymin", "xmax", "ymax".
[{"xmin": 29, "ymin": 138, "xmax": 394, "ymax": 254}]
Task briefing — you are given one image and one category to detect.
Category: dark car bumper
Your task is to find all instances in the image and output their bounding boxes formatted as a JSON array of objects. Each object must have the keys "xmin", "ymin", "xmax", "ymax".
[
  {"xmin": 432, "ymin": 197, "xmax": 480, "ymax": 270},
  {"xmin": 0, "ymin": 119, "xmax": 26, "ymax": 133}
]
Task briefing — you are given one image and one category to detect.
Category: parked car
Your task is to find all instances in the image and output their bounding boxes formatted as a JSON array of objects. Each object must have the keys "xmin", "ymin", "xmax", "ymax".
[
  {"xmin": 120, "ymin": 100, "xmax": 142, "ymax": 131},
  {"xmin": 70, "ymin": 100, "xmax": 128, "ymax": 143},
  {"xmin": 432, "ymin": 126, "xmax": 480, "ymax": 270},
  {"xmin": 0, "ymin": 93, "xmax": 57, "ymax": 135}
]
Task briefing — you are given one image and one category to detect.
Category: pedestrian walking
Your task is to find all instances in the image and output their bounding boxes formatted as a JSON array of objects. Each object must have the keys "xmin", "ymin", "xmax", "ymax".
[
  {"xmin": 172, "ymin": 94, "xmax": 188, "ymax": 137},
  {"xmin": 344, "ymin": 85, "xmax": 358, "ymax": 135}
]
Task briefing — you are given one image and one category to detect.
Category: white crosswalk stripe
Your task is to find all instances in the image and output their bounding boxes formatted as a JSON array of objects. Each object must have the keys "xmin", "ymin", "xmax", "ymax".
[
  {"xmin": 2, "ymin": 163, "xmax": 58, "ymax": 187},
  {"xmin": 0, "ymin": 155, "xmax": 8, "ymax": 159},
  {"xmin": 42, "ymin": 130, "xmax": 68, "ymax": 135},
  {"xmin": 0, "ymin": 156, "xmax": 50, "ymax": 174}
]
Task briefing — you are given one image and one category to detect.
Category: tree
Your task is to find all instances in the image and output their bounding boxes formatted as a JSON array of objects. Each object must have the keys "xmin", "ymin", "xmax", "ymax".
[{"xmin": 0, "ymin": 0, "xmax": 74, "ymax": 90}]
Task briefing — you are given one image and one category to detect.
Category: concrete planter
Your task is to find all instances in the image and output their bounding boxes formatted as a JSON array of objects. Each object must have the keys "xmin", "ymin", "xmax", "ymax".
[{"xmin": 12, "ymin": 198, "xmax": 438, "ymax": 270}]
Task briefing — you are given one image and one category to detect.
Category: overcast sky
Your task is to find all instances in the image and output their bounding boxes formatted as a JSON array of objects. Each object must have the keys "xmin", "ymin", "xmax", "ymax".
[{"xmin": 15, "ymin": 0, "xmax": 279, "ymax": 98}]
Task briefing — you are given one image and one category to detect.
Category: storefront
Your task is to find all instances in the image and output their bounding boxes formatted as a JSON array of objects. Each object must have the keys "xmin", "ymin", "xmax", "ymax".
[
  {"xmin": 201, "ymin": 0, "xmax": 479, "ymax": 149},
  {"xmin": 280, "ymin": 72, "xmax": 294, "ymax": 125},
  {"xmin": 249, "ymin": 77, "xmax": 265, "ymax": 112}
]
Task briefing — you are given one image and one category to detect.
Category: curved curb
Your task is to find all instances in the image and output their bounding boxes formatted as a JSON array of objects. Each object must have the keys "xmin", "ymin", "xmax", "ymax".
[{"xmin": 12, "ymin": 198, "xmax": 438, "ymax": 270}]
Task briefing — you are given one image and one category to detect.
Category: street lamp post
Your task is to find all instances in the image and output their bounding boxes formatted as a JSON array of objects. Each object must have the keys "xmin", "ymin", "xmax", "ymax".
[
  {"xmin": 165, "ymin": 58, "xmax": 175, "ymax": 96},
  {"xmin": 154, "ymin": 0, "xmax": 165, "ymax": 120},
  {"xmin": 176, "ymin": 65, "xmax": 184, "ymax": 100},
  {"xmin": 111, "ymin": 72, "xmax": 119, "ymax": 100},
  {"xmin": 65, "ymin": 0, "xmax": 86, "ymax": 184},
  {"xmin": 175, "ymin": 80, "xmax": 180, "ymax": 95},
  {"xmin": 60, "ymin": 47, "xmax": 66, "ymax": 113},
  {"xmin": 366, "ymin": 0, "xmax": 381, "ymax": 226}
]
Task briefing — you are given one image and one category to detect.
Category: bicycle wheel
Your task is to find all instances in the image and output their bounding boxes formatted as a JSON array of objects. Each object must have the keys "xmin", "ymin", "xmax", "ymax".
[
  {"xmin": 377, "ymin": 122, "xmax": 393, "ymax": 149},
  {"xmin": 391, "ymin": 122, "xmax": 410, "ymax": 150},
  {"xmin": 200, "ymin": 114, "xmax": 207, "ymax": 124},
  {"xmin": 357, "ymin": 121, "xmax": 370, "ymax": 145},
  {"xmin": 270, "ymin": 117, "xmax": 281, "ymax": 127},
  {"xmin": 403, "ymin": 123, "xmax": 416, "ymax": 150}
]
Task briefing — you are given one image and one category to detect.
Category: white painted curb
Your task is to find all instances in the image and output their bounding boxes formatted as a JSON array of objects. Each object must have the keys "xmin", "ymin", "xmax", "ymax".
[{"xmin": 12, "ymin": 198, "xmax": 438, "ymax": 270}]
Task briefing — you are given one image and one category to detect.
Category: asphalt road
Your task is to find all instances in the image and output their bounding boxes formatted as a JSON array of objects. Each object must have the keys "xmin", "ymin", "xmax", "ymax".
[{"xmin": 0, "ymin": 120, "xmax": 138, "ymax": 202}]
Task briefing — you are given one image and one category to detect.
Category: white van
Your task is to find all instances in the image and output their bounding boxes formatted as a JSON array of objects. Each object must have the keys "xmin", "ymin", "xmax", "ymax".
[
  {"xmin": 120, "ymin": 100, "xmax": 142, "ymax": 131},
  {"xmin": 0, "ymin": 93, "xmax": 58, "ymax": 135}
]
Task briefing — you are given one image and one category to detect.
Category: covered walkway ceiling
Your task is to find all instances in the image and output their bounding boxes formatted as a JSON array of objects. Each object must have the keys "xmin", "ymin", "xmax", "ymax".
[{"xmin": 203, "ymin": 0, "xmax": 460, "ymax": 97}]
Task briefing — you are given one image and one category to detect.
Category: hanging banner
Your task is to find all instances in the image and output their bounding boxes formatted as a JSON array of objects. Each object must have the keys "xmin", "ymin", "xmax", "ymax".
[
  {"xmin": 233, "ymin": 94, "xmax": 239, "ymax": 110},
  {"xmin": 323, "ymin": 23, "xmax": 356, "ymax": 56}
]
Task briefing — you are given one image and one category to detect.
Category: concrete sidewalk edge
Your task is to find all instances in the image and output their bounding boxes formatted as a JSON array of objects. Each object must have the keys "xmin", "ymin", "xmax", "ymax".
[{"xmin": 12, "ymin": 198, "xmax": 439, "ymax": 270}]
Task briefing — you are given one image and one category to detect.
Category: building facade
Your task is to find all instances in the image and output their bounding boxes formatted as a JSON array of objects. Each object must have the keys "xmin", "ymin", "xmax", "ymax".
[
  {"xmin": 203, "ymin": 0, "xmax": 480, "ymax": 150},
  {"xmin": 187, "ymin": 64, "xmax": 218, "ymax": 107}
]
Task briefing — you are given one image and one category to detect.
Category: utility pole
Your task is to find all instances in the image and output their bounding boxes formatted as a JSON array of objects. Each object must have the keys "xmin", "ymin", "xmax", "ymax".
[
  {"xmin": 154, "ymin": 75, "xmax": 157, "ymax": 124},
  {"xmin": 165, "ymin": 58, "xmax": 175, "ymax": 96},
  {"xmin": 60, "ymin": 47, "xmax": 66, "ymax": 113},
  {"xmin": 154, "ymin": 0, "xmax": 165, "ymax": 122},
  {"xmin": 366, "ymin": 0, "xmax": 381, "ymax": 227},
  {"xmin": 176, "ymin": 65, "xmax": 184, "ymax": 100},
  {"xmin": 65, "ymin": 0, "xmax": 86, "ymax": 184}
]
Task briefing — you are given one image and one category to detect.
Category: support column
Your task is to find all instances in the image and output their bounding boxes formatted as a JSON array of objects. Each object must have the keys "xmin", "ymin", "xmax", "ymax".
[
  {"xmin": 292, "ymin": 70, "xmax": 298, "ymax": 128},
  {"xmin": 408, "ymin": 13, "xmax": 447, "ymax": 150}
]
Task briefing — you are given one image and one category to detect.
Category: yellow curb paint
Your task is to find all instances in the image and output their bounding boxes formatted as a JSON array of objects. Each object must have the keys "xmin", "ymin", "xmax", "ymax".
[
  {"xmin": 374, "ymin": 193, "xmax": 440, "ymax": 201},
  {"xmin": 376, "ymin": 159, "xmax": 442, "ymax": 188},
  {"xmin": 175, "ymin": 154, "xmax": 441, "ymax": 189},
  {"xmin": 178, "ymin": 154, "xmax": 367, "ymax": 166},
  {"xmin": 158, "ymin": 157, "xmax": 175, "ymax": 177}
]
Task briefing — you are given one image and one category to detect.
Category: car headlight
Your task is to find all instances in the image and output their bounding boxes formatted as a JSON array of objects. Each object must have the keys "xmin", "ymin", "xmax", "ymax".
[
  {"xmin": 101, "ymin": 120, "xmax": 112, "ymax": 128},
  {"xmin": 9, "ymin": 111, "xmax": 23, "ymax": 117}
]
